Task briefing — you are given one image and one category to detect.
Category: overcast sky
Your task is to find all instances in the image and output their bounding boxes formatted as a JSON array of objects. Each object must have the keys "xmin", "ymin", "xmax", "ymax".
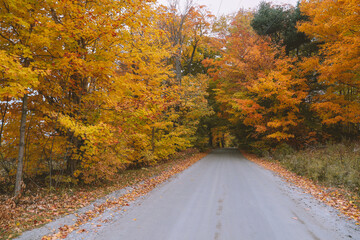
[{"xmin": 158, "ymin": 0, "xmax": 300, "ymax": 16}]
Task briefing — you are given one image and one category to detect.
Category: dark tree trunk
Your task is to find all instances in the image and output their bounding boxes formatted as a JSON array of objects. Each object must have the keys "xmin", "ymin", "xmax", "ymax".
[
  {"xmin": 14, "ymin": 94, "xmax": 28, "ymax": 198},
  {"xmin": 208, "ymin": 128, "xmax": 213, "ymax": 148}
]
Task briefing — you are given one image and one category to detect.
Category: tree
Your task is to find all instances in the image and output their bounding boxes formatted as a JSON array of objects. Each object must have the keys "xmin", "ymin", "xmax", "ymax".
[
  {"xmin": 158, "ymin": 0, "xmax": 194, "ymax": 85},
  {"xmin": 157, "ymin": 2, "xmax": 215, "ymax": 149},
  {"xmin": 206, "ymin": 10, "xmax": 308, "ymax": 149},
  {"xmin": 159, "ymin": 1, "xmax": 214, "ymax": 81},
  {"xmin": 298, "ymin": 0, "xmax": 360, "ymax": 139},
  {"xmin": 0, "ymin": 0, "xmax": 183, "ymax": 188},
  {"xmin": 251, "ymin": 1, "xmax": 311, "ymax": 55},
  {"xmin": 39, "ymin": 0, "xmax": 177, "ymax": 182},
  {"xmin": 0, "ymin": 0, "xmax": 43, "ymax": 198}
]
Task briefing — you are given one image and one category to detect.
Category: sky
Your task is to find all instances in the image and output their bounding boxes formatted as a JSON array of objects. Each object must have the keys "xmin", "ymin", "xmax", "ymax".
[{"xmin": 157, "ymin": 0, "xmax": 300, "ymax": 16}]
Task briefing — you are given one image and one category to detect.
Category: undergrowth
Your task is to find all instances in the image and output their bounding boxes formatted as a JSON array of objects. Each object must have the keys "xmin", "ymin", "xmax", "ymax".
[{"xmin": 271, "ymin": 142, "xmax": 360, "ymax": 195}]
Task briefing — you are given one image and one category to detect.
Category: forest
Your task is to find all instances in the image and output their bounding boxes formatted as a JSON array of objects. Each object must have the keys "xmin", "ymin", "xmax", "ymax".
[{"xmin": 0, "ymin": 0, "xmax": 359, "ymax": 203}]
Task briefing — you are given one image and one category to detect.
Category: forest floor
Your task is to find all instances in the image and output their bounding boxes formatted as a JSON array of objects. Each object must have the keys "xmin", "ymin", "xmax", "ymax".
[{"xmin": 0, "ymin": 149, "xmax": 207, "ymax": 240}]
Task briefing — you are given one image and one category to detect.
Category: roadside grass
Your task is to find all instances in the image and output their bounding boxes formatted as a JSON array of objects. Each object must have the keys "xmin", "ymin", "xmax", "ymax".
[
  {"xmin": 241, "ymin": 143, "xmax": 360, "ymax": 224},
  {"xmin": 272, "ymin": 142, "xmax": 360, "ymax": 196},
  {"xmin": 0, "ymin": 149, "xmax": 206, "ymax": 240}
]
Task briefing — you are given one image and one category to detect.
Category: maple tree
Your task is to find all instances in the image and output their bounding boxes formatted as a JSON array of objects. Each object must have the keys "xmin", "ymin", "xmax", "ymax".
[
  {"xmin": 43, "ymin": 0, "xmax": 175, "ymax": 182},
  {"xmin": 0, "ymin": 0, "xmax": 214, "ymax": 195},
  {"xmin": 155, "ymin": 1, "xmax": 216, "ymax": 149},
  {"xmin": 0, "ymin": 0, "xmax": 44, "ymax": 198},
  {"xmin": 206, "ymin": 11, "xmax": 308, "ymax": 148},
  {"xmin": 298, "ymin": 0, "xmax": 360, "ymax": 139}
]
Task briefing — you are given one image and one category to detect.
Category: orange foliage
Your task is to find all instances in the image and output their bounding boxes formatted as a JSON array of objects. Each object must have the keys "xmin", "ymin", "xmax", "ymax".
[
  {"xmin": 298, "ymin": 0, "xmax": 360, "ymax": 126},
  {"xmin": 207, "ymin": 11, "xmax": 308, "ymax": 146}
]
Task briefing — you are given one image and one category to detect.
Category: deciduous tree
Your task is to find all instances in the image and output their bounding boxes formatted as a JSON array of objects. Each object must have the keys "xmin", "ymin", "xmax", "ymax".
[{"xmin": 298, "ymin": 0, "xmax": 360, "ymax": 139}]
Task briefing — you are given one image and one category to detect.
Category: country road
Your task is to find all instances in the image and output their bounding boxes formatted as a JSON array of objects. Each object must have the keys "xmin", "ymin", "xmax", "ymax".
[{"xmin": 17, "ymin": 149, "xmax": 360, "ymax": 240}]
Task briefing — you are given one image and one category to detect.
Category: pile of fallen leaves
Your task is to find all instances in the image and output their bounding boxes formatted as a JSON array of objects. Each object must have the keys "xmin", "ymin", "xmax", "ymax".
[
  {"xmin": 0, "ymin": 149, "xmax": 207, "ymax": 240},
  {"xmin": 241, "ymin": 151, "xmax": 360, "ymax": 224},
  {"xmin": 0, "ymin": 190, "xmax": 100, "ymax": 239}
]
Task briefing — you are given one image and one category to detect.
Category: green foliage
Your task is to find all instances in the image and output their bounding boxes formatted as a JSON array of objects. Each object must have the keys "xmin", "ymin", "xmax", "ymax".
[
  {"xmin": 251, "ymin": 2, "xmax": 287, "ymax": 39},
  {"xmin": 251, "ymin": 2, "xmax": 311, "ymax": 55},
  {"xmin": 272, "ymin": 143, "xmax": 295, "ymax": 158}
]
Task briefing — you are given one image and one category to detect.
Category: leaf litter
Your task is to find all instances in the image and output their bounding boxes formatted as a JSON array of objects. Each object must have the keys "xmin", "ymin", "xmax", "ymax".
[
  {"xmin": 241, "ymin": 151, "xmax": 360, "ymax": 224},
  {"xmin": 0, "ymin": 149, "xmax": 206, "ymax": 240}
]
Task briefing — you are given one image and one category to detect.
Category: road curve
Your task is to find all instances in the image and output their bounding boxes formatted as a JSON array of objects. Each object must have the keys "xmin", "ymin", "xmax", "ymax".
[{"xmin": 84, "ymin": 149, "xmax": 359, "ymax": 240}]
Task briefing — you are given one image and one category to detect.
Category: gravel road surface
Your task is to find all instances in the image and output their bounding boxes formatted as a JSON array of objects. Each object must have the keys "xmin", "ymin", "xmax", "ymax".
[{"xmin": 17, "ymin": 148, "xmax": 360, "ymax": 240}]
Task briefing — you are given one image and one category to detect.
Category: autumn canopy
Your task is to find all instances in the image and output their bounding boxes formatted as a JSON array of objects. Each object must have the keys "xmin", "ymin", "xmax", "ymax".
[{"xmin": 0, "ymin": 0, "xmax": 359, "ymax": 196}]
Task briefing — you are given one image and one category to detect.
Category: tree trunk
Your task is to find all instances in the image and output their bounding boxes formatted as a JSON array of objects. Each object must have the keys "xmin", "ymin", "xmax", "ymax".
[
  {"xmin": 186, "ymin": 41, "xmax": 198, "ymax": 74},
  {"xmin": 0, "ymin": 98, "xmax": 9, "ymax": 171},
  {"xmin": 151, "ymin": 127, "xmax": 155, "ymax": 152},
  {"xmin": 208, "ymin": 128, "xmax": 213, "ymax": 148},
  {"xmin": 221, "ymin": 133, "xmax": 225, "ymax": 148},
  {"xmin": 0, "ymin": 97, "xmax": 9, "ymax": 147},
  {"xmin": 175, "ymin": 54, "xmax": 182, "ymax": 86},
  {"xmin": 14, "ymin": 94, "xmax": 28, "ymax": 199}
]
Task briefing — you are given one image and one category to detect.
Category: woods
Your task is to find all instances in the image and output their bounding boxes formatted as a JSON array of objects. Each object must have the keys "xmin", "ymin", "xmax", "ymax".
[
  {"xmin": 0, "ymin": 0, "xmax": 359, "ymax": 218},
  {"xmin": 0, "ymin": 0, "xmax": 359, "ymax": 238},
  {"xmin": 0, "ymin": 0, "xmax": 214, "ymax": 196},
  {"xmin": 206, "ymin": 0, "xmax": 360, "ymax": 151}
]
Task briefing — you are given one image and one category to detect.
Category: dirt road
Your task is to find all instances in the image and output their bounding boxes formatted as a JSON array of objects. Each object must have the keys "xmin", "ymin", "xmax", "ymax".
[
  {"xmin": 86, "ymin": 149, "xmax": 359, "ymax": 240},
  {"xmin": 17, "ymin": 149, "xmax": 360, "ymax": 240}
]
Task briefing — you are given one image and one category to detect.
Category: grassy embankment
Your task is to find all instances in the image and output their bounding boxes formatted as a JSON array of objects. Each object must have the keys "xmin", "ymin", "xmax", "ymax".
[
  {"xmin": 272, "ymin": 143, "xmax": 360, "ymax": 195},
  {"xmin": 243, "ymin": 142, "xmax": 360, "ymax": 223}
]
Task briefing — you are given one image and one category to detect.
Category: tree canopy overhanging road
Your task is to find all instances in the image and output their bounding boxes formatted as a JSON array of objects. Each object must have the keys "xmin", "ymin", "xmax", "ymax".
[{"xmin": 1, "ymin": 1, "xmax": 360, "ymax": 239}]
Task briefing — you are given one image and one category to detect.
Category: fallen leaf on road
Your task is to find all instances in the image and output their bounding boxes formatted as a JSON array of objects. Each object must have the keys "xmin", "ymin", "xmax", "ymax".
[{"xmin": 76, "ymin": 229, "xmax": 87, "ymax": 233}]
